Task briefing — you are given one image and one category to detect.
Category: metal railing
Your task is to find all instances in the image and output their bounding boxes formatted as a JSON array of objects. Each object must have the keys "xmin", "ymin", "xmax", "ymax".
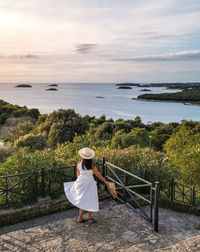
[
  {"xmin": 0, "ymin": 165, "xmax": 76, "ymax": 208},
  {"xmin": 144, "ymin": 169, "xmax": 200, "ymax": 207},
  {"xmin": 102, "ymin": 158, "xmax": 160, "ymax": 232}
]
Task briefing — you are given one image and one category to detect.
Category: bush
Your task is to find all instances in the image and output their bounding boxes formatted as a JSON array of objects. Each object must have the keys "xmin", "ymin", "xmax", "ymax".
[
  {"xmin": 0, "ymin": 116, "xmax": 36, "ymax": 142},
  {"xmin": 14, "ymin": 133, "xmax": 46, "ymax": 151},
  {"xmin": 1, "ymin": 147, "xmax": 65, "ymax": 175},
  {"xmin": 94, "ymin": 146, "xmax": 174, "ymax": 182},
  {"xmin": 0, "ymin": 144, "xmax": 14, "ymax": 163}
]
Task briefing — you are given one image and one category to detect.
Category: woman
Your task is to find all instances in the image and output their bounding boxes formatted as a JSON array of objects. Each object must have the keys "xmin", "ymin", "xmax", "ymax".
[{"xmin": 64, "ymin": 147, "xmax": 110, "ymax": 223}]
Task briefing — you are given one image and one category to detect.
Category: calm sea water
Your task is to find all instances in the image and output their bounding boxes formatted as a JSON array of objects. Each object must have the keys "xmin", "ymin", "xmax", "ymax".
[{"xmin": 0, "ymin": 83, "xmax": 199, "ymax": 123}]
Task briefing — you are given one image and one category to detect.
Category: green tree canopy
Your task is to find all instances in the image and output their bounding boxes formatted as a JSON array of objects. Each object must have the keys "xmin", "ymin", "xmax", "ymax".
[
  {"xmin": 164, "ymin": 121, "xmax": 200, "ymax": 186},
  {"xmin": 39, "ymin": 109, "xmax": 89, "ymax": 147},
  {"xmin": 14, "ymin": 133, "xmax": 46, "ymax": 151}
]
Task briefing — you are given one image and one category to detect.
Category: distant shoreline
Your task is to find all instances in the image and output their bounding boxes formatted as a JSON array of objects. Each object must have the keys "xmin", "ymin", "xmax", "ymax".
[{"xmin": 133, "ymin": 98, "xmax": 200, "ymax": 106}]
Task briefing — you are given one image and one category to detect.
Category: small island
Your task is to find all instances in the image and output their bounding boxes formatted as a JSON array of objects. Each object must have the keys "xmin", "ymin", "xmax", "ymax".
[
  {"xmin": 116, "ymin": 83, "xmax": 140, "ymax": 87},
  {"xmin": 15, "ymin": 84, "xmax": 32, "ymax": 88},
  {"xmin": 48, "ymin": 84, "xmax": 58, "ymax": 87},
  {"xmin": 45, "ymin": 88, "xmax": 58, "ymax": 91},
  {"xmin": 96, "ymin": 96, "xmax": 105, "ymax": 98},
  {"xmin": 117, "ymin": 86, "xmax": 132, "ymax": 89},
  {"xmin": 141, "ymin": 89, "xmax": 151, "ymax": 92},
  {"xmin": 135, "ymin": 87, "xmax": 200, "ymax": 105}
]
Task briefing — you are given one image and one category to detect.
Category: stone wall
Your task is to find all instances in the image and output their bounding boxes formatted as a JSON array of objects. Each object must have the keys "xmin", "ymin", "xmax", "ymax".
[
  {"xmin": 159, "ymin": 198, "xmax": 200, "ymax": 216},
  {"xmin": 0, "ymin": 190, "xmax": 110, "ymax": 227}
]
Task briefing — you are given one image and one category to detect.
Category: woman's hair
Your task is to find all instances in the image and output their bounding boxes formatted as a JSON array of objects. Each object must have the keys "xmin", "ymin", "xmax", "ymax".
[{"xmin": 82, "ymin": 158, "xmax": 93, "ymax": 170}]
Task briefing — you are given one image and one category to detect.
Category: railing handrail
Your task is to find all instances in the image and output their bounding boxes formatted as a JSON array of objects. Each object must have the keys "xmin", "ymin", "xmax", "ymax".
[
  {"xmin": 0, "ymin": 165, "xmax": 77, "ymax": 179},
  {"xmin": 0, "ymin": 171, "xmax": 35, "ymax": 179},
  {"xmin": 106, "ymin": 161, "xmax": 152, "ymax": 185}
]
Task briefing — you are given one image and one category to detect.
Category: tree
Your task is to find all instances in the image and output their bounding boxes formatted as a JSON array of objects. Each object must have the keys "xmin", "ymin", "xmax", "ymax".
[
  {"xmin": 95, "ymin": 122, "xmax": 114, "ymax": 141},
  {"xmin": 150, "ymin": 122, "xmax": 179, "ymax": 150},
  {"xmin": 39, "ymin": 109, "xmax": 89, "ymax": 147},
  {"xmin": 111, "ymin": 128, "xmax": 149, "ymax": 148},
  {"xmin": 164, "ymin": 121, "xmax": 200, "ymax": 186}
]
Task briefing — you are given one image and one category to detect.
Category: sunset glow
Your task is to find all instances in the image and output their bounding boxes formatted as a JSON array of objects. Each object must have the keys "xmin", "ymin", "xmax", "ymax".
[{"xmin": 0, "ymin": 0, "xmax": 200, "ymax": 83}]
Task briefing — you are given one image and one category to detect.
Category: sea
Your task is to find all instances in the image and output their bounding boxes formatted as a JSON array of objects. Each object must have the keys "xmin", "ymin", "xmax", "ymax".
[{"xmin": 0, "ymin": 83, "xmax": 199, "ymax": 124}]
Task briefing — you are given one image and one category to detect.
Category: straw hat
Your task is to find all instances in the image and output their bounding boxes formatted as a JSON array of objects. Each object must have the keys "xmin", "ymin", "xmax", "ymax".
[{"xmin": 78, "ymin": 147, "xmax": 95, "ymax": 159}]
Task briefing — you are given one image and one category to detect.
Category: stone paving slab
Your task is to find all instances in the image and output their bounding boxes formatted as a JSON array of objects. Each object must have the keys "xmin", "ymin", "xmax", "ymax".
[{"xmin": 0, "ymin": 200, "xmax": 200, "ymax": 251}]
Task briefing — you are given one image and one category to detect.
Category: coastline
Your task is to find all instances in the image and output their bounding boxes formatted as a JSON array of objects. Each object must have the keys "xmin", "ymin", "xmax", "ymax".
[
  {"xmin": 0, "ymin": 82, "xmax": 200, "ymax": 123},
  {"xmin": 132, "ymin": 98, "xmax": 200, "ymax": 106}
]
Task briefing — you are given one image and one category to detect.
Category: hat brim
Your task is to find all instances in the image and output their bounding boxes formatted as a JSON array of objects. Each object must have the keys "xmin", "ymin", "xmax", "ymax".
[{"xmin": 78, "ymin": 148, "xmax": 95, "ymax": 159}]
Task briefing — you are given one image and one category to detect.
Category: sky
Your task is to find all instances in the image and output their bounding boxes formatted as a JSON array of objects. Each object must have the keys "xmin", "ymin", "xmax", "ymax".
[{"xmin": 0, "ymin": 0, "xmax": 200, "ymax": 83}]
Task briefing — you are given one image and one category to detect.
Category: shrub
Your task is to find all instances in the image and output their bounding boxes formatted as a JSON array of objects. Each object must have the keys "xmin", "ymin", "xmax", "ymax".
[
  {"xmin": 14, "ymin": 133, "xmax": 46, "ymax": 151},
  {"xmin": 0, "ymin": 144, "xmax": 14, "ymax": 163}
]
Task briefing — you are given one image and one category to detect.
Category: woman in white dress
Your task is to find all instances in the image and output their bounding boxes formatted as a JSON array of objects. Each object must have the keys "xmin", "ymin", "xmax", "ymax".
[{"xmin": 64, "ymin": 147, "xmax": 110, "ymax": 223}]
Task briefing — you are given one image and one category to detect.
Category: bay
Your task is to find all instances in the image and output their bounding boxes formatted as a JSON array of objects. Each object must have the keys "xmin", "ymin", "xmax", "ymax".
[{"xmin": 0, "ymin": 83, "xmax": 199, "ymax": 123}]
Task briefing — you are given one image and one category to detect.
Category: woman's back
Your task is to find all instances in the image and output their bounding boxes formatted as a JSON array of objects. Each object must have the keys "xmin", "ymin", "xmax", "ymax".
[{"xmin": 78, "ymin": 162, "xmax": 93, "ymax": 177}]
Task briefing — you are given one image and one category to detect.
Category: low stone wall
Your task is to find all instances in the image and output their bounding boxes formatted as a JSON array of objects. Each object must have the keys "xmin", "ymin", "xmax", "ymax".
[
  {"xmin": 159, "ymin": 198, "xmax": 200, "ymax": 216},
  {"xmin": 0, "ymin": 190, "xmax": 111, "ymax": 227},
  {"xmin": 1, "ymin": 190, "xmax": 200, "ymax": 228}
]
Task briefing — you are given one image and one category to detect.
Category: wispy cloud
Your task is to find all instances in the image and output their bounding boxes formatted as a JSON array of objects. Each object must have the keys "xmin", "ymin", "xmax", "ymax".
[
  {"xmin": 15, "ymin": 54, "xmax": 39, "ymax": 59},
  {"xmin": 0, "ymin": 54, "xmax": 39, "ymax": 59},
  {"xmin": 113, "ymin": 51, "xmax": 200, "ymax": 62},
  {"xmin": 75, "ymin": 44, "xmax": 98, "ymax": 54}
]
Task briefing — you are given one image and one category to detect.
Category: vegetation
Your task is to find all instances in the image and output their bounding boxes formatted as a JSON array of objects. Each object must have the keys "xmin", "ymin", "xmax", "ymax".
[
  {"xmin": 164, "ymin": 121, "xmax": 200, "ymax": 186},
  {"xmin": 0, "ymin": 99, "xmax": 200, "ymax": 208},
  {"xmin": 0, "ymin": 99, "xmax": 39, "ymax": 125},
  {"xmin": 137, "ymin": 87, "xmax": 200, "ymax": 104}
]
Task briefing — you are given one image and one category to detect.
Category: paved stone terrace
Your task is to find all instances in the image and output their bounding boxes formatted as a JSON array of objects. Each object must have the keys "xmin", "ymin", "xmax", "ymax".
[{"xmin": 0, "ymin": 199, "xmax": 200, "ymax": 251}]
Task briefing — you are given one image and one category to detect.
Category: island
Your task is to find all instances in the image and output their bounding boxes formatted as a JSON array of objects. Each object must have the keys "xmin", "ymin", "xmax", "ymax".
[
  {"xmin": 116, "ymin": 83, "xmax": 140, "ymax": 87},
  {"xmin": 48, "ymin": 84, "xmax": 58, "ymax": 87},
  {"xmin": 96, "ymin": 96, "xmax": 105, "ymax": 98},
  {"xmin": 15, "ymin": 84, "xmax": 32, "ymax": 88},
  {"xmin": 117, "ymin": 86, "xmax": 132, "ymax": 89},
  {"xmin": 116, "ymin": 82, "xmax": 200, "ymax": 89},
  {"xmin": 135, "ymin": 87, "xmax": 200, "ymax": 105},
  {"xmin": 45, "ymin": 88, "xmax": 58, "ymax": 91},
  {"xmin": 141, "ymin": 89, "xmax": 151, "ymax": 92}
]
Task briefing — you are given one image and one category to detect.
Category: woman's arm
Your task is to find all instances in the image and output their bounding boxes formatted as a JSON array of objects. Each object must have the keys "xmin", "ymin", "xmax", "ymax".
[
  {"xmin": 76, "ymin": 162, "xmax": 80, "ymax": 177},
  {"xmin": 92, "ymin": 165, "xmax": 110, "ymax": 188}
]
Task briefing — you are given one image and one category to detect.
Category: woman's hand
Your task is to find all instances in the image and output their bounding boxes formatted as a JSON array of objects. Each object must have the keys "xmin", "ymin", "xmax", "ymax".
[{"xmin": 105, "ymin": 181, "xmax": 110, "ymax": 189}]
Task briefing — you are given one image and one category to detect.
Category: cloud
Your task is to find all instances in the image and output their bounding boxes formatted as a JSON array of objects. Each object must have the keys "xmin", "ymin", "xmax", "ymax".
[
  {"xmin": 112, "ymin": 51, "xmax": 200, "ymax": 62},
  {"xmin": 75, "ymin": 44, "xmax": 98, "ymax": 54},
  {"xmin": 0, "ymin": 54, "xmax": 39, "ymax": 59},
  {"xmin": 17, "ymin": 54, "xmax": 39, "ymax": 59}
]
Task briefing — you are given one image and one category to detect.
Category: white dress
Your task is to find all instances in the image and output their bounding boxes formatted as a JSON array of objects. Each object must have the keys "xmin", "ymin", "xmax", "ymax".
[{"xmin": 64, "ymin": 162, "xmax": 99, "ymax": 212}]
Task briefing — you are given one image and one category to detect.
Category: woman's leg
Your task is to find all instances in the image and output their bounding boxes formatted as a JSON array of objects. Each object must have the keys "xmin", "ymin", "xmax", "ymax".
[
  {"xmin": 87, "ymin": 211, "xmax": 92, "ymax": 219},
  {"xmin": 87, "ymin": 211, "xmax": 96, "ymax": 221},
  {"xmin": 78, "ymin": 209, "xmax": 84, "ymax": 222}
]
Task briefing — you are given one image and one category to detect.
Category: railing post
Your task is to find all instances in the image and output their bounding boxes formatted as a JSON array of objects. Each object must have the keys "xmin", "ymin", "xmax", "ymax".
[
  {"xmin": 34, "ymin": 172, "xmax": 38, "ymax": 200},
  {"xmin": 123, "ymin": 173, "xmax": 128, "ymax": 201},
  {"xmin": 144, "ymin": 168, "xmax": 149, "ymax": 181},
  {"xmin": 41, "ymin": 166, "xmax": 45, "ymax": 197},
  {"xmin": 5, "ymin": 177, "xmax": 8, "ymax": 205},
  {"xmin": 170, "ymin": 178, "xmax": 174, "ymax": 201},
  {"xmin": 154, "ymin": 181, "xmax": 160, "ymax": 232},
  {"xmin": 192, "ymin": 186, "xmax": 196, "ymax": 206},
  {"xmin": 150, "ymin": 186, "xmax": 153, "ymax": 223},
  {"xmin": 102, "ymin": 156, "xmax": 106, "ymax": 177}
]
